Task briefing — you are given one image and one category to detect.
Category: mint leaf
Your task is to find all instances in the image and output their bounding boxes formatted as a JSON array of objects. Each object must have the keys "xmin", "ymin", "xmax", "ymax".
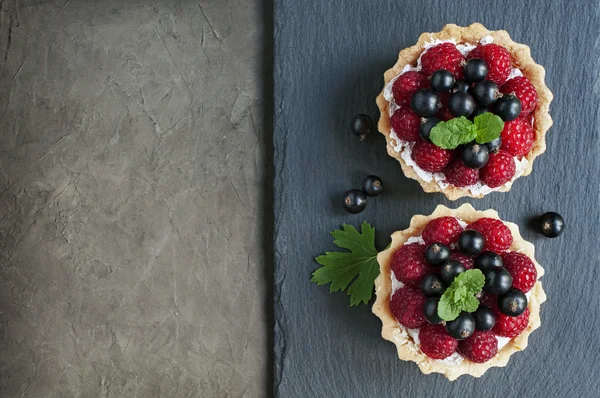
[
  {"xmin": 474, "ymin": 112, "xmax": 504, "ymax": 144},
  {"xmin": 430, "ymin": 117, "xmax": 477, "ymax": 149},
  {"xmin": 437, "ymin": 269, "xmax": 485, "ymax": 321},
  {"xmin": 311, "ymin": 222, "xmax": 380, "ymax": 306}
]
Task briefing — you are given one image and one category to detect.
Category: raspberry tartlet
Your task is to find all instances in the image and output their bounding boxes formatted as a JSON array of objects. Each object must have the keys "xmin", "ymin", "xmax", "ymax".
[
  {"xmin": 372, "ymin": 203, "xmax": 546, "ymax": 380},
  {"xmin": 376, "ymin": 23, "xmax": 553, "ymax": 200}
]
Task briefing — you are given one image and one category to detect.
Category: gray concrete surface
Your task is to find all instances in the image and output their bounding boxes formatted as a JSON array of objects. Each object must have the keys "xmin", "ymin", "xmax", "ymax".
[{"xmin": 0, "ymin": 0, "xmax": 271, "ymax": 396}]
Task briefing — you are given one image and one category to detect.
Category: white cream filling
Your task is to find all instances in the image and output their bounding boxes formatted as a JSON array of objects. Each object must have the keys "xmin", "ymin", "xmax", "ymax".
[{"xmin": 384, "ymin": 36, "xmax": 528, "ymax": 196}]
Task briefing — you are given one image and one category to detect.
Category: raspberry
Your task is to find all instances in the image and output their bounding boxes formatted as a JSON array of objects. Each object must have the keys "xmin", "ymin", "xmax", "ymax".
[
  {"xmin": 500, "ymin": 118, "xmax": 534, "ymax": 156},
  {"xmin": 412, "ymin": 140, "xmax": 453, "ymax": 172},
  {"xmin": 436, "ymin": 93, "xmax": 454, "ymax": 121},
  {"xmin": 391, "ymin": 106, "xmax": 421, "ymax": 141},
  {"xmin": 422, "ymin": 217, "xmax": 463, "ymax": 246},
  {"xmin": 480, "ymin": 150, "xmax": 516, "ymax": 188},
  {"xmin": 420, "ymin": 43, "xmax": 465, "ymax": 78},
  {"xmin": 458, "ymin": 331, "xmax": 498, "ymax": 363},
  {"xmin": 502, "ymin": 252, "xmax": 537, "ymax": 293},
  {"xmin": 500, "ymin": 76, "xmax": 538, "ymax": 116},
  {"xmin": 419, "ymin": 324, "xmax": 458, "ymax": 359},
  {"xmin": 390, "ymin": 285, "xmax": 427, "ymax": 328},
  {"xmin": 493, "ymin": 308, "xmax": 530, "ymax": 338},
  {"xmin": 390, "ymin": 243, "xmax": 429, "ymax": 285},
  {"xmin": 467, "ymin": 217, "xmax": 513, "ymax": 253},
  {"xmin": 392, "ymin": 71, "xmax": 429, "ymax": 104},
  {"xmin": 450, "ymin": 252, "xmax": 474, "ymax": 269},
  {"xmin": 444, "ymin": 159, "xmax": 479, "ymax": 187},
  {"xmin": 467, "ymin": 44, "xmax": 512, "ymax": 85}
]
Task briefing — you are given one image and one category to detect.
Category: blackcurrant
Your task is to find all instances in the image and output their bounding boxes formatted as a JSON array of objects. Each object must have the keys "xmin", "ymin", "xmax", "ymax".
[
  {"xmin": 469, "ymin": 106, "xmax": 487, "ymax": 120},
  {"xmin": 483, "ymin": 267, "xmax": 513, "ymax": 295},
  {"xmin": 421, "ymin": 274, "xmax": 446, "ymax": 296},
  {"xmin": 446, "ymin": 312, "xmax": 476, "ymax": 340},
  {"xmin": 448, "ymin": 91, "xmax": 476, "ymax": 117},
  {"xmin": 440, "ymin": 259, "xmax": 466, "ymax": 284},
  {"xmin": 343, "ymin": 189, "xmax": 367, "ymax": 214},
  {"xmin": 473, "ymin": 305, "xmax": 497, "ymax": 331},
  {"xmin": 463, "ymin": 58, "xmax": 489, "ymax": 82},
  {"xmin": 423, "ymin": 297, "xmax": 443, "ymax": 324},
  {"xmin": 420, "ymin": 117, "xmax": 441, "ymax": 142},
  {"xmin": 411, "ymin": 89, "xmax": 440, "ymax": 117},
  {"xmin": 350, "ymin": 114, "xmax": 373, "ymax": 140},
  {"xmin": 461, "ymin": 142, "xmax": 489, "ymax": 169},
  {"xmin": 362, "ymin": 175, "xmax": 383, "ymax": 197},
  {"xmin": 475, "ymin": 251, "xmax": 503, "ymax": 275},
  {"xmin": 425, "ymin": 242, "xmax": 450, "ymax": 266},
  {"xmin": 498, "ymin": 288, "xmax": 528, "ymax": 317},
  {"xmin": 493, "ymin": 94, "xmax": 522, "ymax": 121},
  {"xmin": 430, "ymin": 69, "xmax": 455, "ymax": 92},
  {"xmin": 453, "ymin": 80, "xmax": 470, "ymax": 93},
  {"xmin": 539, "ymin": 212, "xmax": 565, "ymax": 238},
  {"xmin": 458, "ymin": 230, "xmax": 485, "ymax": 256},
  {"xmin": 471, "ymin": 80, "xmax": 499, "ymax": 106},
  {"xmin": 486, "ymin": 136, "xmax": 502, "ymax": 153}
]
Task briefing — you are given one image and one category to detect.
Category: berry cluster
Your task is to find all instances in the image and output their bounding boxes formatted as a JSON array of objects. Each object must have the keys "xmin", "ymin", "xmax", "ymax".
[
  {"xmin": 390, "ymin": 42, "xmax": 539, "ymax": 190},
  {"xmin": 390, "ymin": 216, "xmax": 537, "ymax": 363},
  {"xmin": 342, "ymin": 175, "xmax": 383, "ymax": 214}
]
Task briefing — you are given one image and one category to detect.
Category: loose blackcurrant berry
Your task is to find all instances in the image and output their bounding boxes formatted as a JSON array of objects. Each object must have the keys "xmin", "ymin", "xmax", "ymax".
[
  {"xmin": 425, "ymin": 242, "xmax": 450, "ymax": 266},
  {"xmin": 446, "ymin": 312, "xmax": 476, "ymax": 340},
  {"xmin": 453, "ymin": 80, "xmax": 470, "ymax": 93},
  {"xmin": 440, "ymin": 259, "xmax": 466, "ymax": 284},
  {"xmin": 498, "ymin": 288, "xmax": 528, "ymax": 317},
  {"xmin": 448, "ymin": 91, "xmax": 476, "ymax": 117},
  {"xmin": 493, "ymin": 94, "xmax": 522, "ymax": 121},
  {"xmin": 362, "ymin": 175, "xmax": 383, "ymax": 197},
  {"xmin": 461, "ymin": 142, "xmax": 489, "ymax": 169},
  {"xmin": 423, "ymin": 297, "xmax": 443, "ymax": 324},
  {"xmin": 411, "ymin": 89, "xmax": 440, "ymax": 117},
  {"xmin": 539, "ymin": 212, "xmax": 565, "ymax": 238},
  {"xmin": 471, "ymin": 80, "xmax": 499, "ymax": 106},
  {"xmin": 473, "ymin": 305, "xmax": 497, "ymax": 331},
  {"xmin": 484, "ymin": 267, "xmax": 513, "ymax": 295},
  {"xmin": 419, "ymin": 117, "xmax": 440, "ymax": 142},
  {"xmin": 421, "ymin": 274, "xmax": 446, "ymax": 297},
  {"xmin": 458, "ymin": 230, "xmax": 485, "ymax": 256},
  {"xmin": 463, "ymin": 58, "xmax": 489, "ymax": 82},
  {"xmin": 343, "ymin": 189, "xmax": 367, "ymax": 214},
  {"xmin": 486, "ymin": 136, "xmax": 502, "ymax": 153},
  {"xmin": 430, "ymin": 69, "xmax": 455, "ymax": 92},
  {"xmin": 475, "ymin": 251, "xmax": 503, "ymax": 275},
  {"xmin": 350, "ymin": 114, "xmax": 373, "ymax": 140}
]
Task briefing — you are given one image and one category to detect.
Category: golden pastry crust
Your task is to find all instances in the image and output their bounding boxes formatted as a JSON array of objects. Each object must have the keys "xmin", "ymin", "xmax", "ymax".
[
  {"xmin": 376, "ymin": 23, "xmax": 553, "ymax": 200},
  {"xmin": 372, "ymin": 203, "xmax": 546, "ymax": 380}
]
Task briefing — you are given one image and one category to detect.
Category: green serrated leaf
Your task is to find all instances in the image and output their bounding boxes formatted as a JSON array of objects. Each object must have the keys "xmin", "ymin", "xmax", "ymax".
[
  {"xmin": 438, "ymin": 293, "xmax": 461, "ymax": 321},
  {"xmin": 430, "ymin": 116, "xmax": 477, "ymax": 149},
  {"xmin": 474, "ymin": 112, "xmax": 504, "ymax": 144},
  {"xmin": 437, "ymin": 269, "xmax": 485, "ymax": 321},
  {"xmin": 463, "ymin": 295, "xmax": 480, "ymax": 313}
]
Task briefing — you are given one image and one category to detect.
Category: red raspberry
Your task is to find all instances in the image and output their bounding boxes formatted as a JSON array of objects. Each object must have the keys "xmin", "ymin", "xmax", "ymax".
[
  {"xmin": 493, "ymin": 308, "xmax": 529, "ymax": 338},
  {"xmin": 500, "ymin": 76, "xmax": 538, "ymax": 116},
  {"xmin": 500, "ymin": 118, "xmax": 534, "ymax": 156},
  {"xmin": 420, "ymin": 43, "xmax": 465, "ymax": 78},
  {"xmin": 450, "ymin": 252, "xmax": 474, "ymax": 269},
  {"xmin": 467, "ymin": 218, "xmax": 513, "ymax": 252},
  {"xmin": 390, "ymin": 243, "xmax": 429, "ymax": 285},
  {"xmin": 436, "ymin": 93, "xmax": 454, "ymax": 121},
  {"xmin": 392, "ymin": 71, "xmax": 429, "ymax": 104},
  {"xmin": 480, "ymin": 150, "xmax": 516, "ymax": 188},
  {"xmin": 390, "ymin": 285, "xmax": 427, "ymax": 328},
  {"xmin": 422, "ymin": 217, "xmax": 463, "ymax": 246},
  {"xmin": 391, "ymin": 106, "xmax": 421, "ymax": 141},
  {"xmin": 458, "ymin": 331, "xmax": 498, "ymax": 363},
  {"xmin": 467, "ymin": 44, "xmax": 512, "ymax": 85},
  {"xmin": 502, "ymin": 252, "xmax": 537, "ymax": 293},
  {"xmin": 412, "ymin": 140, "xmax": 453, "ymax": 172},
  {"xmin": 419, "ymin": 324, "xmax": 458, "ymax": 359},
  {"xmin": 444, "ymin": 159, "xmax": 479, "ymax": 187}
]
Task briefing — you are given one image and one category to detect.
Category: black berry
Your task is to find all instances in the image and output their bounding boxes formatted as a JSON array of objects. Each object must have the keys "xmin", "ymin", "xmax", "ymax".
[
  {"xmin": 475, "ymin": 251, "xmax": 503, "ymax": 275},
  {"xmin": 539, "ymin": 212, "xmax": 565, "ymax": 238},
  {"xmin": 458, "ymin": 230, "xmax": 485, "ymax": 256},
  {"xmin": 471, "ymin": 80, "xmax": 499, "ymax": 106},
  {"xmin": 446, "ymin": 312, "xmax": 476, "ymax": 340},
  {"xmin": 420, "ymin": 117, "xmax": 440, "ymax": 142},
  {"xmin": 421, "ymin": 274, "xmax": 446, "ymax": 297},
  {"xmin": 423, "ymin": 297, "xmax": 443, "ymax": 324},
  {"xmin": 493, "ymin": 94, "xmax": 522, "ymax": 121},
  {"xmin": 462, "ymin": 142, "xmax": 489, "ymax": 169},
  {"xmin": 483, "ymin": 267, "xmax": 513, "ymax": 295},
  {"xmin": 473, "ymin": 305, "xmax": 497, "ymax": 331},
  {"xmin": 453, "ymin": 80, "xmax": 470, "ymax": 93},
  {"xmin": 411, "ymin": 89, "xmax": 440, "ymax": 117},
  {"xmin": 463, "ymin": 58, "xmax": 489, "ymax": 82},
  {"xmin": 343, "ymin": 189, "xmax": 367, "ymax": 214},
  {"xmin": 362, "ymin": 175, "xmax": 383, "ymax": 197},
  {"xmin": 448, "ymin": 91, "xmax": 476, "ymax": 117},
  {"xmin": 440, "ymin": 259, "xmax": 466, "ymax": 284},
  {"xmin": 430, "ymin": 69, "xmax": 455, "ymax": 92},
  {"xmin": 425, "ymin": 242, "xmax": 450, "ymax": 266},
  {"xmin": 486, "ymin": 136, "xmax": 502, "ymax": 153},
  {"xmin": 498, "ymin": 288, "xmax": 528, "ymax": 317},
  {"xmin": 350, "ymin": 114, "xmax": 373, "ymax": 140}
]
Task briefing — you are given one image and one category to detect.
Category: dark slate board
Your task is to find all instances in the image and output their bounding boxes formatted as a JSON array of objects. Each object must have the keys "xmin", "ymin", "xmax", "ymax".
[{"xmin": 273, "ymin": 1, "xmax": 600, "ymax": 396}]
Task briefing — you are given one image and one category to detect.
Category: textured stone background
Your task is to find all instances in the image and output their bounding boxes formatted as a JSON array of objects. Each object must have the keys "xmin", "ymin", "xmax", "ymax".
[{"xmin": 0, "ymin": 0, "xmax": 271, "ymax": 397}]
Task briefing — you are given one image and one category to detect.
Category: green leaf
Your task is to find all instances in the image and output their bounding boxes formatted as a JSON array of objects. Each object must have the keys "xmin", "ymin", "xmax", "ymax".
[
  {"xmin": 311, "ymin": 222, "xmax": 380, "ymax": 306},
  {"xmin": 429, "ymin": 116, "xmax": 477, "ymax": 149},
  {"xmin": 438, "ymin": 295, "xmax": 461, "ymax": 321},
  {"xmin": 437, "ymin": 269, "xmax": 485, "ymax": 321},
  {"xmin": 474, "ymin": 112, "xmax": 504, "ymax": 144},
  {"xmin": 463, "ymin": 295, "xmax": 480, "ymax": 313}
]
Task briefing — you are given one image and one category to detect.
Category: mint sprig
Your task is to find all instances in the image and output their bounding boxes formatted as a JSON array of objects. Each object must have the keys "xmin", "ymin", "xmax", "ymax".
[
  {"xmin": 437, "ymin": 269, "xmax": 485, "ymax": 321},
  {"xmin": 429, "ymin": 112, "xmax": 504, "ymax": 149},
  {"xmin": 473, "ymin": 112, "xmax": 504, "ymax": 144}
]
